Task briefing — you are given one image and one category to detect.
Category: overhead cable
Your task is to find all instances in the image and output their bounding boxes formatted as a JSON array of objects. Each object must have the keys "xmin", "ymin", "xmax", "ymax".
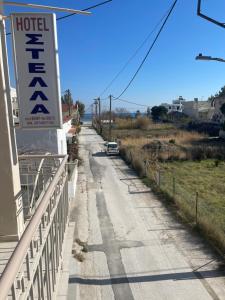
[
  {"xmin": 99, "ymin": 6, "xmax": 171, "ymax": 97},
  {"xmin": 6, "ymin": 0, "xmax": 113, "ymax": 35},
  {"xmin": 113, "ymin": 96, "xmax": 149, "ymax": 107},
  {"xmin": 57, "ymin": 0, "xmax": 113, "ymax": 21},
  {"xmin": 85, "ymin": 103, "xmax": 93, "ymax": 112},
  {"xmin": 114, "ymin": 0, "xmax": 178, "ymax": 100}
]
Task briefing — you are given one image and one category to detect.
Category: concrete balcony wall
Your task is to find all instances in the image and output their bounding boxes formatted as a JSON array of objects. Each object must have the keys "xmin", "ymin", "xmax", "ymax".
[{"xmin": 15, "ymin": 120, "xmax": 71, "ymax": 155}]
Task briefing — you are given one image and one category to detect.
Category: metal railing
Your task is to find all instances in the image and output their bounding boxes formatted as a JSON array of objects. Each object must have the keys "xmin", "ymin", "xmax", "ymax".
[
  {"xmin": 0, "ymin": 154, "xmax": 70, "ymax": 300},
  {"xmin": 19, "ymin": 154, "xmax": 62, "ymax": 220}
]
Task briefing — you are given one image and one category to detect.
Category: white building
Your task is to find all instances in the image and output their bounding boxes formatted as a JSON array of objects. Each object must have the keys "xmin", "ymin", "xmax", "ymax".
[
  {"xmin": 182, "ymin": 99, "xmax": 212, "ymax": 120},
  {"xmin": 161, "ymin": 96, "xmax": 212, "ymax": 120},
  {"xmin": 161, "ymin": 96, "xmax": 185, "ymax": 113},
  {"xmin": 10, "ymin": 87, "xmax": 19, "ymax": 124}
]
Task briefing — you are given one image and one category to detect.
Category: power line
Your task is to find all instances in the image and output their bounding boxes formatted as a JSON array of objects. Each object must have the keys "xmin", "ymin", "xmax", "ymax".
[
  {"xmin": 6, "ymin": 0, "xmax": 113, "ymax": 35},
  {"xmin": 85, "ymin": 104, "xmax": 93, "ymax": 112},
  {"xmin": 113, "ymin": 96, "xmax": 149, "ymax": 107},
  {"xmin": 114, "ymin": 0, "xmax": 178, "ymax": 100},
  {"xmin": 57, "ymin": 0, "xmax": 113, "ymax": 21},
  {"xmin": 99, "ymin": 6, "xmax": 171, "ymax": 97}
]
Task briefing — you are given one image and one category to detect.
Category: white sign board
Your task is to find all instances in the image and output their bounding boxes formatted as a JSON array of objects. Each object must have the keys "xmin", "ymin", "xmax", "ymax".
[{"xmin": 11, "ymin": 13, "xmax": 62, "ymax": 129}]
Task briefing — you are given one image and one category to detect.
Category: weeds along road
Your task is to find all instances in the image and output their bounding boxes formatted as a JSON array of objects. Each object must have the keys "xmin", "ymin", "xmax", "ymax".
[{"xmin": 67, "ymin": 126, "xmax": 225, "ymax": 300}]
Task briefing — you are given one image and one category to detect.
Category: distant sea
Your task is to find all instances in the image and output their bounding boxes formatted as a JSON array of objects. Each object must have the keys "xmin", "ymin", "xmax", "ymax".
[{"xmin": 81, "ymin": 113, "xmax": 92, "ymax": 122}]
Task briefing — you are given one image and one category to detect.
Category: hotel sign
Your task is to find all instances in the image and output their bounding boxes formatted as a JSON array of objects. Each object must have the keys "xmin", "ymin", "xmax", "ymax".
[{"xmin": 11, "ymin": 13, "xmax": 62, "ymax": 128}]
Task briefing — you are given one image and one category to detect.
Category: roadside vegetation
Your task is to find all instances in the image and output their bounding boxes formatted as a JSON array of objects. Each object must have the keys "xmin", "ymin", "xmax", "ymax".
[{"xmin": 101, "ymin": 116, "xmax": 225, "ymax": 253}]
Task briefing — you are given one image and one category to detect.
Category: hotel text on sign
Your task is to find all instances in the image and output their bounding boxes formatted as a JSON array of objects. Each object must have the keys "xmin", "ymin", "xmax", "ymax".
[{"xmin": 11, "ymin": 13, "xmax": 62, "ymax": 129}]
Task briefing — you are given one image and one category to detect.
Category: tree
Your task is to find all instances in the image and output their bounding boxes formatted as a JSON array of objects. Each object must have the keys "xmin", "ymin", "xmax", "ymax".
[
  {"xmin": 218, "ymin": 86, "xmax": 225, "ymax": 98},
  {"xmin": 208, "ymin": 95, "xmax": 214, "ymax": 102},
  {"xmin": 61, "ymin": 96, "xmax": 65, "ymax": 104},
  {"xmin": 220, "ymin": 103, "xmax": 225, "ymax": 130},
  {"xmin": 208, "ymin": 85, "xmax": 225, "ymax": 101},
  {"xmin": 146, "ymin": 107, "xmax": 151, "ymax": 117},
  {"xmin": 61, "ymin": 89, "xmax": 73, "ymax": 116},
  {"xmin": 220, "ymin": 103, "xmax": 225, "ymax": 116},
  {"xmin": 151, "ymin": 106, "xmax": 168, "ymax": 121},
  {"xmin": 135, "ymin": 110, "xmax": 141, "ymax": 118},
  {"xmin": 62, "ymin": 89, "xmax": 73, "ymax": 105},
  {"xmin": 75, "ymin": 100, "xmax": 85, "ymax": 118}
]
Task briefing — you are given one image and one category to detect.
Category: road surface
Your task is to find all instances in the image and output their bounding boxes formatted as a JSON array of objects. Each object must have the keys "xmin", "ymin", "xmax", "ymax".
[{"xmin": 67, "ymin": 126, "xmax": 225, "ymax": 300}]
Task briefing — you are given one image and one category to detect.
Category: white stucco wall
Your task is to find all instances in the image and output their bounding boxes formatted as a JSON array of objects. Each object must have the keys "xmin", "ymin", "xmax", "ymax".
[{"xmin": 16, "ymin": 120, "xmax": 71, "ymax": 155}]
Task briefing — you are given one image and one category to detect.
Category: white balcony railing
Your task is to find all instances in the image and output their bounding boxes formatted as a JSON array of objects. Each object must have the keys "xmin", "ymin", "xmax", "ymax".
[{"xmin": 0, "ymin": 154, "xmax": 73, "ymax": 299}]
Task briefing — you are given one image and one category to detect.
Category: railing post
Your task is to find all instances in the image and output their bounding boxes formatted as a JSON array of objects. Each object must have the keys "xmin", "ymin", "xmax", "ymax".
[{"xmin": 39, "ymin": 257, "xmax": 45, "ymax": 299}]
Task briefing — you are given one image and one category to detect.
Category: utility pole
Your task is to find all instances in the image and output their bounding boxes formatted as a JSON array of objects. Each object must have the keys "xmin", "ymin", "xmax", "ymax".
[
  {"xmin": 91, "ymin": 103, "xmax": 94, "ymax": 127},
  {"xmin": 109, "ymin": 95, "xmax": 112, "ymax": 141},
  {"xmin": 95, "ymin": 97, "xmax": 101, "ymax": 134},
  {"xmin": 93, "ymin": 99, "xmax": 98, "ymax": 129}
]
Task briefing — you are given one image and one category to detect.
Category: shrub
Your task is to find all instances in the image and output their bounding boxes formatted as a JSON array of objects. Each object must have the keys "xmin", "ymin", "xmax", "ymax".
[
  {"xmin": 135, "ymin": 117, "xmax": 151, "ymax": 130},
  {"xmin": 115, "ymin": 117, "xmax": 151, "ymax": 130},
  {"xmin": 169, "ymin": 139, "xmax": 176, "ymax": 144},
  {"xmin": 132, "ymin": 157, "xmax": 144, "ymax": 176},
  {"xmin": 116, "ymin": 118, "xmax": 134, "ymax": 130},
  {"xmin": 77, "ymin": 126, "xmax": 81, "ymax": 133},
  {"xmin": 187, "ymin": 147, "xmax": 205, "ymax": 161},
  {"xmin": 214, "ymin": 159, "xmax": 221, "ymax": 167}
]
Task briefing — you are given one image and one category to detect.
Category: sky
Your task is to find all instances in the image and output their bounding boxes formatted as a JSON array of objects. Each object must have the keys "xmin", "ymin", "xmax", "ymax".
[{"xmin": 4, "ymin": 0, "xmax": 225, "ymax": 112}]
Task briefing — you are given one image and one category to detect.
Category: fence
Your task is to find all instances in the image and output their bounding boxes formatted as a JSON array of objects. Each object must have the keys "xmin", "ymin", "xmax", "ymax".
[
  {"xmin": 146, "ymin": 164, "xmax": 225, "ymax": 250},
  {"xmin": 0, "ymin": 154, "xmax": 72, "ymax": 300}
]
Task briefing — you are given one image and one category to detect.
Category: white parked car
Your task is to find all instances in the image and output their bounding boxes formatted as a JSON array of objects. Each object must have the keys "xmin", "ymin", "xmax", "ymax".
[{"xmin": 105, "ymin": 142, "xmax": 119, "ymax": 155}]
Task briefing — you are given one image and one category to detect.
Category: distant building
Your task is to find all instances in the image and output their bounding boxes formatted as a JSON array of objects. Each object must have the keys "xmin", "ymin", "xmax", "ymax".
[
  {"xmin": 161, "ymin": 96, "xmax": 212, "ymax": 120},
  {"xmin": 182, "ymin": 98, "xmax": 211, "ymax": 120},
  {"xmin": 10, "ymin": 87, "xmax": 20, "ymax": 125},
  {"xmin": 161, "ymin": 96, "xmax": 185, "ymax": 113}
]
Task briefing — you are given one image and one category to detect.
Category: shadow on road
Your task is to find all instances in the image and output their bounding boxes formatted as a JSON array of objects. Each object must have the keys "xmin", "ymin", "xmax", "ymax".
[
  {"xmin": 92, "ymin": 151, "xmax": 107, "ymax": 157},
  {"xmin": 129, "ymin": 190, "xmax": 151, "ymax": 194},
  {"xmin": 69, "ymin": 269, "xmax": 225, "ymax": 285}
]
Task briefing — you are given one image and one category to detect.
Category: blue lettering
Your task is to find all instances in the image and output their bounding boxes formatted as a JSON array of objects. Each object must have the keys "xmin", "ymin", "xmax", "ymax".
[
  {"xmin": 30, "ymin": 91, "xmax": 48, "ymax": 101},
  {"xmin": 29, "ymin": 77, "xmax": 48, "ymax": 87},
  {"xmin": 26, "ymin": 48, "xmax": 44, "ymax": 59},
  {"xmin": 26, "ymin": 34, "xmax": 43, "ymax": 45},
  {"xmin": 29, "ymin": 63, "xmax": 45, "ymax": 73},
  {"xmin": 31, "ymin": 104, "xmax": 49, "ymax": 114}
]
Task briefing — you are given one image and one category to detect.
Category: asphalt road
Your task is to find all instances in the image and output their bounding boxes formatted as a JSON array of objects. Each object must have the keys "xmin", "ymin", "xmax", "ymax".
[{"xmin": 67, "ymin": 126, "xmax": 225, "ymax": 300}]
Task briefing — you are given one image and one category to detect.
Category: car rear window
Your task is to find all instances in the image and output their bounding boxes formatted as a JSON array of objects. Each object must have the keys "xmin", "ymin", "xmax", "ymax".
[{"xmin": 108, "ymin": 144, "xmax": 117, "ymax": 149}]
